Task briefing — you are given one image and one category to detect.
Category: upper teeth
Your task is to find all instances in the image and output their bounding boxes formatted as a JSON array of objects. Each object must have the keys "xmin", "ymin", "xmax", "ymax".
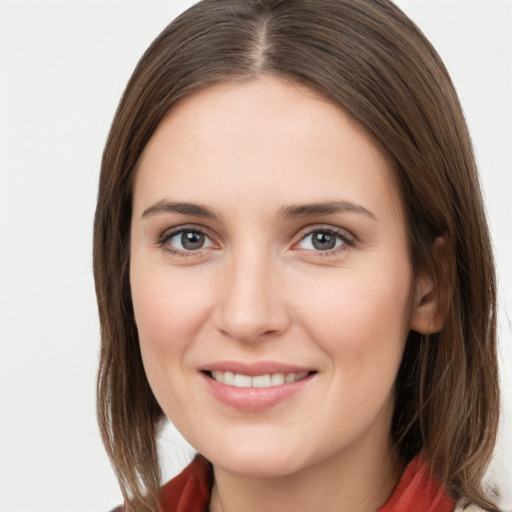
[{"xmin": 211, "ymin": 371, "xmax": 309, "ymax": 388}]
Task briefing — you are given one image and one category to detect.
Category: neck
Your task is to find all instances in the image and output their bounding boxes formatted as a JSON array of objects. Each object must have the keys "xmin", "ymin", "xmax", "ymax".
[{"xmin": 209, "ymin": 433, "xmax": 402, "ymax": 512}]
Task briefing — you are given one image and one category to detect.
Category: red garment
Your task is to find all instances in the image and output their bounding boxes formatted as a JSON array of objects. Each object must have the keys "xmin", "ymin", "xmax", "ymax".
[
  {"xmin": 131, "ymin": 454, "xmax": 455, "ymax": 512},
  {"xmin": 378, "ymin": 456, "xmax": 455, "ymax": 512},
  {"xmin": 159, "ymin": 455, "xmax": 211, "ymax": 512}
]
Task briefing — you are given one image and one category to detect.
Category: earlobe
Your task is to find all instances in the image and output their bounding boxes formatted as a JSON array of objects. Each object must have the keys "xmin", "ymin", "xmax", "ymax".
[{"xmin": 409, "ymin": 236, "xmax": 453, "ymax": 335}]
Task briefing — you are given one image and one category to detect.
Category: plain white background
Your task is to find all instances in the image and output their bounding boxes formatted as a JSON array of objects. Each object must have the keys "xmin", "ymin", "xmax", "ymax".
[{"xmin": 0, "ymin": 1, "xmax": 510, "ymax": 511}]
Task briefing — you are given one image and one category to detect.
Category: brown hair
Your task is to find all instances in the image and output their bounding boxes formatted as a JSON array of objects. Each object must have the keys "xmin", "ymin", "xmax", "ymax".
[{"xmin": 94, "ymin": 1, "xmax": 500, "ymax": 510}]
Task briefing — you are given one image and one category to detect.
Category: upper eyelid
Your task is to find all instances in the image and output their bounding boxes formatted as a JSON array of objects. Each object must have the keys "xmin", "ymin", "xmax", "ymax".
[
  {"xmin": 158, "ymin": 223, "xmax": 353, "ymax": 236},
  {"xmin": 156, "ymin": 223, "xmax": 356, "ymax": 251},
  {"xmin": 159, "ymin": 224, "xmax": 214, "ymax": 241},
  {"xmin": 292, "ymin": 225, "xmax": 357, "ymax": 253},
  {"xmin": 158, "ymin": 226, "xmax": 218, "ymax": 257},
  {"xmin": 295, "ymin": 224, "xmax": 355, "ymax": 240}
]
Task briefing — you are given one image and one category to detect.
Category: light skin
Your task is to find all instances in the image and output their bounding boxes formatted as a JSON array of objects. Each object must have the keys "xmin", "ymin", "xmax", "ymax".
[{"xmin": 130, "ymin": 77, "xmax": 439, "ymax": 512}]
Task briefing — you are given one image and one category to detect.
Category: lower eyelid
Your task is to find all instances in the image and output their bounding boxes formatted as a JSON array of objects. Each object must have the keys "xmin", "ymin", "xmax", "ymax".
[
  {"xmin": 158, "ymin": 227, "xmax": 214, "ymax": 252},
  {"xmin": 296, "ymin": 229, "xmax": 355, "ymax": 250},
  {"xmin": 156, "ymin": 225, "xmax": 354, "ymax": 256}
]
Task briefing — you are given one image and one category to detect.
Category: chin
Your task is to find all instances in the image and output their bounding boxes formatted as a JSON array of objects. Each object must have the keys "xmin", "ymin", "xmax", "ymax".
[{"xmin": 203, "ymin": 440, "xmax": 310, "ymax": 478}]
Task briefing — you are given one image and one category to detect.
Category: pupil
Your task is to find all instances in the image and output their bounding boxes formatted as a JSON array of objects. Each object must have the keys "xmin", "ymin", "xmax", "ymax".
[
  {"xmin": 181, "ymin": 231, "xmax": 204, "ymax": 250},
  {"xmin": 312, "ymin": 232, "xmax": 336, "ymax": 250}
]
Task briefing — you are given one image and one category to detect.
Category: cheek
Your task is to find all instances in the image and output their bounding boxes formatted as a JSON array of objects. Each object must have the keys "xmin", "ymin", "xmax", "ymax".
[
  {"xmin": 130, "ymin": 263, "xmax": 214, "ymax": 399},
  {"xmin": 132, "ymin": 265, "xmax": 210, "ymax": 345},
  {"xmin": 294, "ymin": 262, "xmax": 413, "ymax": 380}
]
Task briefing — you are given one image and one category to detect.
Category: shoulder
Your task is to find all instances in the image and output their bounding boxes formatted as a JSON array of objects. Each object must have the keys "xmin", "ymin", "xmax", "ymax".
[
  {"xmin": 108, "ymin": 455, "xmax": 212, "ymax": 512},
  {"xmin": 159, "ymin": 454, "xmax": 212, "ymax": 511},
  {"xmin": 454, "ymin": 504, "xmax": 487, "ymax": 512}
]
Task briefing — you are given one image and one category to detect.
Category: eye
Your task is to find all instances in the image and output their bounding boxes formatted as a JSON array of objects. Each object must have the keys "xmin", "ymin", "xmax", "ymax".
[
  {"xmin": 296, "ymin": 228, "xmax": 353, "ymax": 252},
  {"xmin": 161, "ymin": 228, "xmax": 215, "ymax": 253}
]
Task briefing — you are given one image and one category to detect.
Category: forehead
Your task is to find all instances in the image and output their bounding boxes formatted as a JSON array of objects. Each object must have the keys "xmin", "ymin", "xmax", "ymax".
[{"xmin": 133, "ymin": 76, "xmax": 402, "ymax": 221}]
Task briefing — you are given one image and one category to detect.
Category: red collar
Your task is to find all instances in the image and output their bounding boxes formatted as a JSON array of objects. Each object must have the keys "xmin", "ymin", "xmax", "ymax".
[
  {"xmin": 378, "ymin": 455, "xmax": 454, "ymax": 512},
  {"xmin": 158, "ymin": 454, "xmax": 454, "ymax": 512}
]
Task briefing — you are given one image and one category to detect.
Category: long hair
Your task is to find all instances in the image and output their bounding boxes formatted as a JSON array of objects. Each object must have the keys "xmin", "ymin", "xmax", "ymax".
[{"xmin": 93, "ymin": 1, "xmax": 500, "ymax": 510}]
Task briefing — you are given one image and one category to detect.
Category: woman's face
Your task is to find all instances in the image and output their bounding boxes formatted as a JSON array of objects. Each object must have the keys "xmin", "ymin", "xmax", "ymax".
[{"xmin": 130, "ymin": 77, "xmax": 425, "ymax": 477}]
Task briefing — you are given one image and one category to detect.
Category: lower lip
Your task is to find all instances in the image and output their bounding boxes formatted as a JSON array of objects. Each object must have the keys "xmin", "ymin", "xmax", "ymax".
[{"xmin": 201, "ymin": 372, "xmax": 315, "ymax": 411}]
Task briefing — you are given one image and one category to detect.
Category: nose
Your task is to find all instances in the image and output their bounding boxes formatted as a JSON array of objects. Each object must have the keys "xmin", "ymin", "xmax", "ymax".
[{"xmin": 214, "ymin": 248, "xmax": 291, "ymax": 343}]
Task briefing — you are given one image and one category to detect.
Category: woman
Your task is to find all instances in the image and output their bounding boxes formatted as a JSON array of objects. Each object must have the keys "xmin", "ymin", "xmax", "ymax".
[{"xmin": 94, "ymin": 1, "xmax": 500, "ymax": 511}]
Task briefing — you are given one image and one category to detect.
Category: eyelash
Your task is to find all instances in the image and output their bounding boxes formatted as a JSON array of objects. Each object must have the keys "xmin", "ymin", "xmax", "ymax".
[
  {"xmin": 158, "ymin": 225, "xmax": 356, "ymax": 257},
  {"xmin": 158, "ymin": 225, "xmax": 216, "ymax": 257},
  {"xmin": 294, "ymin": 226, "xmax": 355, "ymax": 256}
]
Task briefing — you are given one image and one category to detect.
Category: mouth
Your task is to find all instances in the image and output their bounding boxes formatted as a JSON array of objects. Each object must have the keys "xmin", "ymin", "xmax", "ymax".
[
  {"xmin": 204, "ymin": 370, "xmax": 314, "ymax": 388},
  {"xmin": 200, "ymin": 365, "xmax": 317, "ymax": 410}
]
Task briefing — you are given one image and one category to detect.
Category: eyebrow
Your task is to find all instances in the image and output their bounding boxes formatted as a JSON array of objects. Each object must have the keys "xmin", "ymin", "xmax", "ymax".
[
  {"xmin": 141, "ymin": 200, "xmax": 217, "ymax": 219},
  {"xmin": 279, "ymin": 200, "xmax": 377, "ymax": 220},
  {"xmin": 141, "ymin": 199, "xmax": 377, "ymax": 221}
]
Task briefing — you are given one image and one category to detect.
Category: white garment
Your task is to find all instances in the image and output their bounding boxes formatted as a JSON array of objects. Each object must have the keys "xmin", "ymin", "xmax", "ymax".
[{"xmin": 454, "ymin": 504, "xmax": 485, "ymax": 512}]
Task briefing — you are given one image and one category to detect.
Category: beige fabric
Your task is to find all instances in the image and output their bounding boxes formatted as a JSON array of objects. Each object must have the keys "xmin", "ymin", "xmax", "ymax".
[{"xmin": 454, "ymin": 504, "xmax": 485, "ymax": 512}]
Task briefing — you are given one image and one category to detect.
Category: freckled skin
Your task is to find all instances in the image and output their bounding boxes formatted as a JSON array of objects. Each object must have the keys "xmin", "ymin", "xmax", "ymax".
[{"xmin": 129, "ymin": 77, "xmax": 433, "ymax": 512}]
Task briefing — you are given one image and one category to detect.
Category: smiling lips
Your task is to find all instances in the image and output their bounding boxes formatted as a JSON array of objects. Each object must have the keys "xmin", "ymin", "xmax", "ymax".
[
  {"xmin": 202, "ymin": 363, "xmax": 315, "ymax": 410},
  {"xmin": 211, "ymin": 370, "xmax": 310, "ymax": 388}
]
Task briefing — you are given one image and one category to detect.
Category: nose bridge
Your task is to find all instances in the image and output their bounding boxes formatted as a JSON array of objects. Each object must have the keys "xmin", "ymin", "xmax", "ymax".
[{"xmin": 216, "ymin": 240, "xmax": 288, "ymax": 342}]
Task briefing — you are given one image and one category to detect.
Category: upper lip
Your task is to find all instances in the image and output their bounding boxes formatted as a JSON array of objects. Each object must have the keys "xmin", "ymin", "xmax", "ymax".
[{"xmin": 201, "ymin": 360, "xmax": 315, "ymax": 376}]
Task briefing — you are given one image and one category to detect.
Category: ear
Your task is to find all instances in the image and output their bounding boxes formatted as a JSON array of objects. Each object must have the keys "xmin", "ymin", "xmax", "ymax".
[{"xmin": 409, "ymin": 236, "xmax": 453, "ymax": 334}]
